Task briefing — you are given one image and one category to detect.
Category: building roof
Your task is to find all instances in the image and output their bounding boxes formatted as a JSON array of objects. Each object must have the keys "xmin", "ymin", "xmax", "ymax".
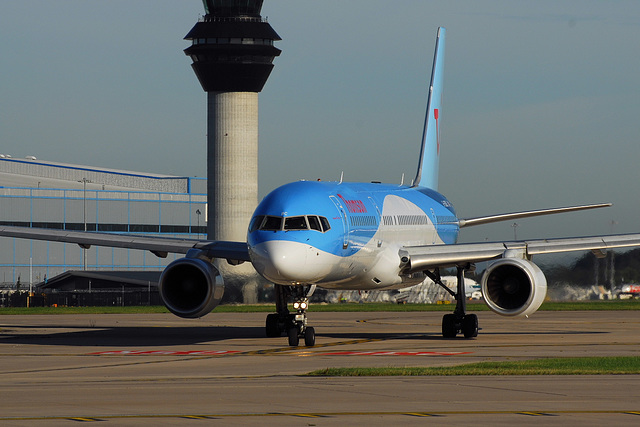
[
  {"xmin": 38, "ymin": 270, "xmax": 161, "ymax": 291},
  {"xmin": 0, "ymin": 157, "xmax": 205, "ymax": 194}
]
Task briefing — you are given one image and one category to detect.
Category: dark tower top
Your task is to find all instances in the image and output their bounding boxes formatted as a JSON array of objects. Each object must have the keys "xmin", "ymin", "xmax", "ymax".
[
  {"xmin": 185, "ymin": 0, "xmax": 281, "ymax": 92},
  {"xmin": 202, "ymin": 0, "xmax": 263, "ymax": 17}
]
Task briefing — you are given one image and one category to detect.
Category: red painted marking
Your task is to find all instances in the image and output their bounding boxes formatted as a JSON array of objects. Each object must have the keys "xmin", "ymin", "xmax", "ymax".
[
  {"xmin": 89, "ymin": 350, "xmax": 471, "ymax": 357},
  {"xmin": 317, "ymin": 351, "xmax": 471, "ymax": 356},
  {"xmin": 337, "ymin": 194, "xmax": 368, "ymax": 213},
  {"xmin": 434, "ymin": 108, "xmax": 440, "ymax": 155},
  {"xmin": 88, "ymin": 350, "xmax": 240, "ymax": 356}
]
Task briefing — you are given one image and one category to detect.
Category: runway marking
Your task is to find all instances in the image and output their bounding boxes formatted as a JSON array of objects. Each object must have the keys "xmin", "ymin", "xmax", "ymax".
[
  {"xmin": 290, "ymin": 413, "xmax": 328, "ymax": 418},
  {"xmin": 240, "ymin": 337, "xmax": 387, "ymax": 355},
  {"xmin": 87, "ymin": 349, "xmax": 471, "ymax": 357},
  {"xmin": 517, "ymin": 411, "xmax": 557, "ymax": 416},
  {"xmin": 317, "ymin": 351, "xmax": 471, "ymax": 356},
  {"xmin": 87, "ymin": 334, "xmax": 475, "ymax": 358},
  {"xmin": 88, "ymin": 350, "xmax": 240, "ymax": 356},
  {"xmin": 182, "ymin": 415, "xmax": 217, "ymax": 420},
  {"xmin": 3, "ymin": 410, "xmax": 640, "ymax": 422},
  {"xmin": 406, "ymin": 412, "xmax": 439, "ymax": 417},
  {"xmin": 87, "ymin": 337, "xmax": 389, "ymax": 357}
]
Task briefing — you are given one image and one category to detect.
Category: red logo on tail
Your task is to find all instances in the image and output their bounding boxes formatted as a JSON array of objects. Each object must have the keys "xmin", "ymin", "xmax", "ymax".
[{"xmin": 434, "ymin": 108, "xmax": 440, "ymax": 155}]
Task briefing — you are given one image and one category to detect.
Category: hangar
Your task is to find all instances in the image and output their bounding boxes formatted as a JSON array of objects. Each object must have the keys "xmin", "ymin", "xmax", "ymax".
[{"xmin": 0, "ymin": 156, "xmax": 206, "ymax": 292}]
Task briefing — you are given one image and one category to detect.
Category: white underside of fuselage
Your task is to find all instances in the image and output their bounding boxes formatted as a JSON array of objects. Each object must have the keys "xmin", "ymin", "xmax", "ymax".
[
  {"xmin": 251, "ymin": 239, "xmax": 408, "ymax": 290},
  {"xmin": 250, "ymin": 195, "xmax": 447, "ymax": 291}
]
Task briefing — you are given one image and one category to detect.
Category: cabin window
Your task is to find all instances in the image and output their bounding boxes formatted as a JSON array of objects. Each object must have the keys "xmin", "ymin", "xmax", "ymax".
[{"xmin": 350, "ymin": 216, "xmax": 378, "ymax": 227}]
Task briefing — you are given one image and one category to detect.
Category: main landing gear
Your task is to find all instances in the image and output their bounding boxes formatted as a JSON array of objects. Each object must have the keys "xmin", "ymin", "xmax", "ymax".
[
  {"xmin": 265, "ymin": 284, "xmax": 316, "ymax": 347},
  {"xmin": 426, "ymin": 265, "xmax": 479, "ymax": 339}
]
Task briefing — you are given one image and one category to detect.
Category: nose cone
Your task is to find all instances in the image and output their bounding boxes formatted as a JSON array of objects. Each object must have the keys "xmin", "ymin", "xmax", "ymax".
[{"xmin": 249, "ymin": 240, "xmax": 328, "ymax": 284}]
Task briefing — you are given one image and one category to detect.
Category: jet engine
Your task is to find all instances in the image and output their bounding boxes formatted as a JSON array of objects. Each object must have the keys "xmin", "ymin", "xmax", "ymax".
[
  {"xmin": 158, "ymin": 255, "xmax": 224, "ymax": 318},
  {"xmin": 480, "ymin": 257, "xmax": 547, "ymax": 317}
]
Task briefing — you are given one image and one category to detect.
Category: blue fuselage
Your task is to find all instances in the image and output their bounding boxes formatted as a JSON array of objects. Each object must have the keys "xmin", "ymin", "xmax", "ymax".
[{"xmin": 247, "ymin": 180, "xmax": 459, "ymax": 290}]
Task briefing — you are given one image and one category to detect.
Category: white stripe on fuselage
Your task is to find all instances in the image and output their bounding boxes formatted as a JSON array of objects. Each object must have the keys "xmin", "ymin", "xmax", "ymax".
[{"xmin": 251, "ymin": 194, "xmax": 446, "ymax": 290}]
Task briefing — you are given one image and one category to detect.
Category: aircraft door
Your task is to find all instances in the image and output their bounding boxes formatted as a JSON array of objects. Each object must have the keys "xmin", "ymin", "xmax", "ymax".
[{"xmin": 329, "ymin": 196, "xmax": 349, "ymax": 249}]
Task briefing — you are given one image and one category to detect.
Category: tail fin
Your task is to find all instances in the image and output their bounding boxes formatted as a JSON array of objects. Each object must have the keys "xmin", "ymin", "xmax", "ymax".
[{"xmin": 413, "ymin": 27, "xmax": 445, "ymax": 190}]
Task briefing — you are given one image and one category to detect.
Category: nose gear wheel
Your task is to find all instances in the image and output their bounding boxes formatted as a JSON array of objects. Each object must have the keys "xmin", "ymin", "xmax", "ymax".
[{"xmin": 265, "ymin": 284, "xmax": 316, "ymax": 347}]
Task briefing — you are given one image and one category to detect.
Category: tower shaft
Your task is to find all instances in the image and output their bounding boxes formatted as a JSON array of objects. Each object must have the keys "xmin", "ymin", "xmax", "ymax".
[{"xmin": 207, "ymin": 92, "xmax": 258, "ymax": 241}]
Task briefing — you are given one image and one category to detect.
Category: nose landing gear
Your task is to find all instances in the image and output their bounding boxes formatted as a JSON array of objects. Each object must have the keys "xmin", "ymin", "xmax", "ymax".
[{"xmin": 265, "ymin": 284, "xmax": 316, "ymax": 347}]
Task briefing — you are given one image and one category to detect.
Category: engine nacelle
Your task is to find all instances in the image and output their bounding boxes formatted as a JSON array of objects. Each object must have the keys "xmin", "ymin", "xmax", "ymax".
[
  {"xmin": 158, "ymin": 256, "xmax": 224, "ymax": 318},
  {"xmin": 481, "ymin": 257, "xmax": 547, "ymax": 317}
]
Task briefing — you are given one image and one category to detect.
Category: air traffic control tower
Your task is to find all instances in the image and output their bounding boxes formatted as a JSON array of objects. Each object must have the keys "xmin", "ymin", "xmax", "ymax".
[{"xmin": 184, "ymin": 0, "xmax": 281, "ymax": 243}]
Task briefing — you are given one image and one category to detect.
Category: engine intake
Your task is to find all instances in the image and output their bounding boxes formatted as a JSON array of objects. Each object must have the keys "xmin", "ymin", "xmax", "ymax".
[
  {"xmin": 158, "ymin": 257, "xmax": 224, "ymax": 318},
  {"xmin": 481, "ymin": 257, "xmax": 546, "ymax": 317}
]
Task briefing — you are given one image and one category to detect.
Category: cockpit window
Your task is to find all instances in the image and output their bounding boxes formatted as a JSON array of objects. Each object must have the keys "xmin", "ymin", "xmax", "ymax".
[
  {"xmin": 319, "ymin": 216, "xmax": 331, "ymax": 232},
  {"xmin": 284, "ymin": 216, "xmax": 307, "ymax": 230},
  {"xmin": 251, "ymin": 214, "xmax": 331, "ymax": 233},
  {"xmin": 261, "ymin": 216, "xmax": 283, "ymax": 231},
  {"xmin": 307, "ymin": 215, "xmax": 321, "ymax": 231},
  {"xmin": 249, "ymin": 215, "xmax": 264, "ymax": 233}
]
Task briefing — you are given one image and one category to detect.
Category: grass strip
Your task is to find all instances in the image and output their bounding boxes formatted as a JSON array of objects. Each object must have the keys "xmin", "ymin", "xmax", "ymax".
[
  {"xmin": 0, "ymin": 306, "xmax": 170, "ymax": 315},
  {"xmin": 306, "ymin": 356, "xmax": 640, "ymax": 376},
  {"xmin": 0, "ymin": 300, "xmax": 637, "ymax": 315}
]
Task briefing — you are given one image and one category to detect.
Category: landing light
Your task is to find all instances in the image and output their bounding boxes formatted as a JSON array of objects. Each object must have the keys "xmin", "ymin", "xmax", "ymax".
[{"xmin": 293, "ymin": 301, "xmax": 308, "ymax": 310}]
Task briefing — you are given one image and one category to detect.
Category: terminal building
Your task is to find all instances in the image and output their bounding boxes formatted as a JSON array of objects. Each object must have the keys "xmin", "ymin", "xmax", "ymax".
[{"xmin": 0, "ymin": 156, "xmax": 207, "ymax": 293}]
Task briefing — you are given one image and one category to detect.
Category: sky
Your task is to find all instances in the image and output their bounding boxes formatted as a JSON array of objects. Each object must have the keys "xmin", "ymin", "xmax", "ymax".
[{"xmin": 1, "ymin": 0, "xmax": 640, "ymax": 248}]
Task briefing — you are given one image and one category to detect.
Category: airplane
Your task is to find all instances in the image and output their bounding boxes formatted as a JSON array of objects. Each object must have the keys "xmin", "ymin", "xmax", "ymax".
[
  {"xmin": 618, "ymin": 284, "xmax": 640, "ymax": 299},
  {"xmin": 3, "ymin": 27, "xmax": 640, "ymax": 347},
  {"xmin": 394, "ymin": 276, "xmax": 482, "ymax": 304}
]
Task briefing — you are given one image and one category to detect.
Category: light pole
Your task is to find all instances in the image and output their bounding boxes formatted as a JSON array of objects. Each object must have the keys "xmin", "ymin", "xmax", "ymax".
[
  {"xmin": 196, "ymin": 209, "xmax": 201, "ymax": 239},
  {"xmin": 79, "ymin": 178, "xmax": 91, "ymax": 270}
]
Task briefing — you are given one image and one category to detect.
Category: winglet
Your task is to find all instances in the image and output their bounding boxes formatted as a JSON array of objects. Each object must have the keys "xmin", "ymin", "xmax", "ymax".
[{"xmin": 413, "ymin": 27, "xmax": 445, "ymax": 190}]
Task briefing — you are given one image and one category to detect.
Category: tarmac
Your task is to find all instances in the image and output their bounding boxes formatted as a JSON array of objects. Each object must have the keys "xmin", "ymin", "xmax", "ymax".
[{"xmin": 1, "ymin": 309, "xmax": 640, "ymax": 425}]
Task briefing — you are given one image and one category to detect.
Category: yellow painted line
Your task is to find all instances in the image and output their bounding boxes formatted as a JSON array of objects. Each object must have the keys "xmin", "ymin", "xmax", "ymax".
[
  {"xmin": 290, "ymin": 413, "xmax": 326, "ymax": 418},
  {"xmin": 517, "ymin": 412, "xmax": 556, "ymax": 416},
  {"xmin": 405, "ymin": 412, "xmax": 438, "ymax": 417}
]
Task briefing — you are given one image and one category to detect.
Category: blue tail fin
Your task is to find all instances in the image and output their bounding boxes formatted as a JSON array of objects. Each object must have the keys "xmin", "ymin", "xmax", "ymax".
[{"xmin": 413, "ymin": 27, "xmax": 445, "ymax": 190}]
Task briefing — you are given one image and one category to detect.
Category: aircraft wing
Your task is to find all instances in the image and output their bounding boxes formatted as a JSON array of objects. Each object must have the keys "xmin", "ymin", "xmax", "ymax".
[
  {"xmin": 457, "ymin": 203, "xmax": 612, "ymax": 228},
  {"xmin": 0, "ymin": 225, "xmax": 250, "ymax": 263},
  {"xmin": 400, "ymin": 234, "xmax": 640, "ymax": 272}
]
